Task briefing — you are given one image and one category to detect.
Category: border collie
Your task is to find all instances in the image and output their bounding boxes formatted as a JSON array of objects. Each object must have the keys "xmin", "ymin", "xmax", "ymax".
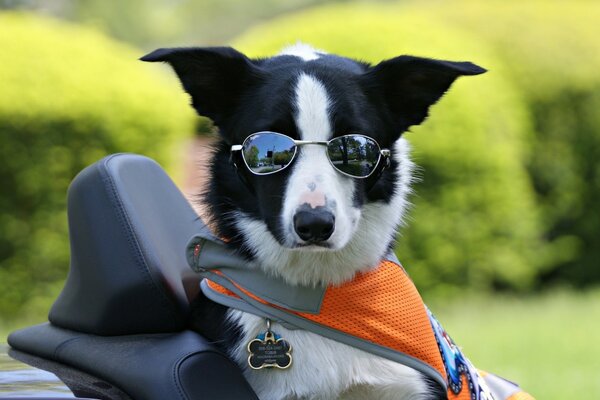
[{"xmin": 142, "ymin": 43, "xmax": 485, "ymax": 400}]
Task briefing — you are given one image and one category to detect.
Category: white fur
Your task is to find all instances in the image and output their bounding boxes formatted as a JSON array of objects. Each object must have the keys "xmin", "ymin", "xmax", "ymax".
[
  {"xmin": 228, "ymin": 310, "xmax": 429, "ymax": 400},
  {"xmin": 235, "ymin": 138, "xmax": 414, "ymax": 286},
  {"xmin": 279, "ymin": 42, "xmax": 325, "ymax": 61},
  {"xmin": 227, "ymin": 67, "xmax": 423, "ymax": 399},
  {"xmin": 231, "ymin": 138, "xmax": 417, "ymax": 398},
  {"xmin": 280, "ymin": 73, "xmax": 359, "ymax": 251},
  {"xmin": 293, "ymin": 73, "xmax": 331, "ymax": 142}
]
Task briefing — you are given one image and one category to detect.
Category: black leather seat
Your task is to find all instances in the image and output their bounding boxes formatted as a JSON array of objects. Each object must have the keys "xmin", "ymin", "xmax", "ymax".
[{"xmin": 8, "ymin": 154, "xmax": 258, "ymax": 400}]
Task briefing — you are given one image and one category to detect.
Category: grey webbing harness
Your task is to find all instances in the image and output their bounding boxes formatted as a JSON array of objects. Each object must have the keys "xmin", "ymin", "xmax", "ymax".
[{"xmin": 185, "ymin": 233, "xmax": 447, "ymax": 391}]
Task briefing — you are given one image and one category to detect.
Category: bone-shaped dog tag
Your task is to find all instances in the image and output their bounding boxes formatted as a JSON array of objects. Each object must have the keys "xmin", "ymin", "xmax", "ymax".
[{"xmin": 247, "ymin": 319, "xmax": 292, "ymax": 370}]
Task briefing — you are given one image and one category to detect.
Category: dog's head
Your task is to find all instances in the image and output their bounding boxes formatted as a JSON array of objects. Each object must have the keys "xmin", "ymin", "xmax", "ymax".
[{"xmin": 142, "ymin": 44, "xmax": 485, "ymax": 285}]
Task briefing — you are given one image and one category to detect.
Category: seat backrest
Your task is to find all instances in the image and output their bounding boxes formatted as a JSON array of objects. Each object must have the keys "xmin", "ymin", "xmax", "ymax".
[{"xmin": 49, "ymin": 153, "xmax": 213, "ymax": 335}]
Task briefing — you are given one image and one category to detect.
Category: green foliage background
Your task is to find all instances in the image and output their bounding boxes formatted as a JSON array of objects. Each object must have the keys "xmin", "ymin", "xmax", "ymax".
[
  {"xmin": 0, "ymin": 12, "xmax": 196, "ymax": 318},
  {"xmin": 421, "ymin": 0, "xmax": 600, "ymax": 287},
  {"xmin": 0, "ymin": 0, "xmax": 334, "ymax": 48}
]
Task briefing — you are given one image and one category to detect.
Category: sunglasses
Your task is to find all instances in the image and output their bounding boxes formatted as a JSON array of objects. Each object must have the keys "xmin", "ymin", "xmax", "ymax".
[{"xmin": 231, "ymin": 132, "xmax": 390, "ymax": 179}]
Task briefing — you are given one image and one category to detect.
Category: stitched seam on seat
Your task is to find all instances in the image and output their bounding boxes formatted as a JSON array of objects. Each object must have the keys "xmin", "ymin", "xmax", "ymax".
[
  {"xmin": 172, "ymin": 350, "xmax": 204, "ymax": 400},
  {"xmin": 53, "ymin": 336, "xmax": 84, "ymax": 360},
  {"xmin": 173, "ymin": 349, "xmax": 258, "ymax": 400},
  {"xmin": 99, "ymin": 156, "xmax": 178, "ymax": 328}
]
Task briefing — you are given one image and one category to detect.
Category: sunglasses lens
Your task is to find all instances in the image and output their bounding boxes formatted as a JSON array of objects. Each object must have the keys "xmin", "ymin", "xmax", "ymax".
[
  {"xmin": 242, "ymin": 132, "xmax": 296, "ymax": 175},
  {"xmin": 327, "ymin": 135, "xmax": 381, "ymax": 178}
]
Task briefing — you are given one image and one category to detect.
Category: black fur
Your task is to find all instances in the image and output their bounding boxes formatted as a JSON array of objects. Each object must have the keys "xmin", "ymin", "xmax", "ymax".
[
  {"xmin": 141, "ymin": 47, "xmax": 261, "ymax": 128},
  {"xmin": 142, "ymin": 46, "xmax": 485, "ymax": 398},
  {"xmin": 188, "ymin": 284, "xmax": 243, "ymax": 353},
  {"xmin": 141, "ymin": 47, "xmax": 484, "ymax": 251},
  {"xmin": 421, "ymin": 374, "xmax": 449, "ymax": 400},
  {"xmin": 360, "ymin": 55, "xmax": 486, "ymax": 133}
]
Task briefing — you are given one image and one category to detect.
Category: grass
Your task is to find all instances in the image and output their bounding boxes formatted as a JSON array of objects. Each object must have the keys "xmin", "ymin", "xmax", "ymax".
[
  {"xmin": 2, "ymin": 289, "xmax": 599, "ymax": 399},
  {"xmin": 426, "ymin": 289, "xmax": 600, "ymax": 399}
]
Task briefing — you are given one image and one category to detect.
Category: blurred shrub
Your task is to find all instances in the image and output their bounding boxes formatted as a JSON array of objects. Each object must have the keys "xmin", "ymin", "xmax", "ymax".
[
  {"xmin": 420, "ymin": 1, "xmax": 600, "ymax": 287},
  {"xmin": 1, "ymin": 0, "xmax": 335, "ymax": 48},
  {"xmin": 0, "ymin": 12, "xmax": 195, "ymax": 319},
  {"xmin": 232, "ymin": 4, "xmax": 552, "ymax": 295}
]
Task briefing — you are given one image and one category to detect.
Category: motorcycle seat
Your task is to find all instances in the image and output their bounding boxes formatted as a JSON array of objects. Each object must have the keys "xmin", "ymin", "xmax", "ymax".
[{"xmin": 8, "ymin": 153, "xmax": 258, "ymax": 400}]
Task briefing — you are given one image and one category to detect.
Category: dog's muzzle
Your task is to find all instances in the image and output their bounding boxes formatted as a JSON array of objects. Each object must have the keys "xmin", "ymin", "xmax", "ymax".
[{"xmin": 293, "ymin": 208, "xmax": 335, "ymax": 243}]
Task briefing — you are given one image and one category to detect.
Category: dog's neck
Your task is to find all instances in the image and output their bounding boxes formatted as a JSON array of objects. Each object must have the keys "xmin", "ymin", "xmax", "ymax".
[{"xmin": 217, "ymin": 138, "xmax": 414, "ymax": 287}]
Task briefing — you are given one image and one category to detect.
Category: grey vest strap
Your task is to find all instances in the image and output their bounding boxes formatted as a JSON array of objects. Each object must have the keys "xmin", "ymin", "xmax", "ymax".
[
  {"xmin": 186, "ymin": 235, "xmax": 447, "ymax": 391},
  {"xmin": 187, "ymin": 236, "xmax": 327, "ymax": 313}
]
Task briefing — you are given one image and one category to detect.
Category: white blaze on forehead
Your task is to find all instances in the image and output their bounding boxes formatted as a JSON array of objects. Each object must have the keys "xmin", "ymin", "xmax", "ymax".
[
  {"xmin": 278, "ymin": 72, "xmax": 359, "ymax": 250},
  {"xmin": 279, "ymin": 42, "xmax": 324, "ymax": 61},
  {"xmin": 294, "ymin": 74, "xmax": 331, "ymax": 141}
]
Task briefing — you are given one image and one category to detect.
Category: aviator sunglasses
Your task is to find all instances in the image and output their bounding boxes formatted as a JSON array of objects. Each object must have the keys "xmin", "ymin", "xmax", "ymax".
[{"xmin": 231, "ymin": 132, "xmax": 390, "ymax": 179}]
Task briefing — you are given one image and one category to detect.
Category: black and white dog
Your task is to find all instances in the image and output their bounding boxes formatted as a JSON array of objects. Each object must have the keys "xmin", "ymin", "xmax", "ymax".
[{"xmin": 142, "ymin": 43, "xmax": 485, "ymax": 400}]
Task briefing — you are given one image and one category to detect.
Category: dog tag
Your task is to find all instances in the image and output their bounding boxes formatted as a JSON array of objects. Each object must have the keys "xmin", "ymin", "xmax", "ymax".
[{"xmin": 247, "ymin": 319, "xmax": 292, "ymax": 370}]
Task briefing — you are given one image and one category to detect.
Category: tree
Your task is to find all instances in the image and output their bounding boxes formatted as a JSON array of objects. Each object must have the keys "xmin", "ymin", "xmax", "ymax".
[
  {"xmin": 245, "ymin": 145, "xmax": 259, "ymax": 167},
  {"xmin": 273, "ymin": 150, "xmax": 293, "ymax": 168}
]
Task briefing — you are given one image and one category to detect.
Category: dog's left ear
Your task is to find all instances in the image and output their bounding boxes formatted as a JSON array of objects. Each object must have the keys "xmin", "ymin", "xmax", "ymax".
[
  {"xmin": 141, "ymin": 47, "xmax": 259, "ymax": 127},
  {"xmin": 361, "ymin": 55, "xmax": 486, "ymax": 133}
]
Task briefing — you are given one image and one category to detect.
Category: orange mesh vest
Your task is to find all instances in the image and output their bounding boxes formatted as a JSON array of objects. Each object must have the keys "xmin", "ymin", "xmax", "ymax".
[{"xmin": 188, "ymin": 237, "xmax": 534, "ymax": 400}]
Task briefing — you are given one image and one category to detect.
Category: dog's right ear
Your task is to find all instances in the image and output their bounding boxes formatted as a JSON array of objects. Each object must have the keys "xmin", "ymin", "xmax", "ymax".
[{"xmin": 141, "ymin": 47, "xmax": 258, "ymax": 126}]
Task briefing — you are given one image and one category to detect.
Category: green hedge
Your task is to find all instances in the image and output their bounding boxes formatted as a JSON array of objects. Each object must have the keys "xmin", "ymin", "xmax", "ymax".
[
  {"xmin": 0, "ymin": 13, "xmax": 195, "ymax": 319},
  {"xmin": 419, "ymin": 1, "xmax": 600, "ymax": 286},
  {"xmin": 232, "ymin": 4, "xmax": 550, "ymax": 295}
]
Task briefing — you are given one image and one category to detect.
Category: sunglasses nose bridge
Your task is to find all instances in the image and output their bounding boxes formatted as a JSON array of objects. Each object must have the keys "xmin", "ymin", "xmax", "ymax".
[{"xmin": 294, "ymin": 142, "xmax": 332, "ymax": 169}]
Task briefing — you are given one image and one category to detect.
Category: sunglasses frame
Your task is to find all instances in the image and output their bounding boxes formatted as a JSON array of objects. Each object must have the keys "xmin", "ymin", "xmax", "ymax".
[{"xmin": 231, "ymin": 131, "xmax": 391, "ymax": 179}]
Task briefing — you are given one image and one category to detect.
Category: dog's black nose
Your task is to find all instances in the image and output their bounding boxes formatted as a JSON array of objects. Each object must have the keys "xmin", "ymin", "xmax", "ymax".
[{"xmin": 293, "ymin": 210, "xmax": 335, "ymax": 243}]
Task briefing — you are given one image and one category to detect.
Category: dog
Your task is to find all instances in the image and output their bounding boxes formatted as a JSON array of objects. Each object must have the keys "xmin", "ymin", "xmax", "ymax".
[{"xmin": 142, "ymin": 43, "xmax": 488, "ymax": 400}]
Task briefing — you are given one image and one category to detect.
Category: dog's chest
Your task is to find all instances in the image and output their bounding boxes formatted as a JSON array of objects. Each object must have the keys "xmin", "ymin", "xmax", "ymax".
[{"xmin": 227, "ymin": 309, "xmax": 427, "ymax": 400}]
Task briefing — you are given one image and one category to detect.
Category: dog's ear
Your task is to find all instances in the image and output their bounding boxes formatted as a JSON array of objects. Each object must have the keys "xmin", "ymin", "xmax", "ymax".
[
  {"xmin": 361, "ymin": 55, "xmax": 486, "ymax": 133},
  {"xmin": 141, "ymin": 47, "xmax": 259, "ymax": 126}
]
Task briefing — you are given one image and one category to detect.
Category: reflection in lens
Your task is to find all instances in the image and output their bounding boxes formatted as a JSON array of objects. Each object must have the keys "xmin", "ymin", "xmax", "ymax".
[
  {"xmin": 327, "ymin": 135, "xmax": 380, "ymax": 177},
  {"xmin": 243, "ymin": 133, "xmax": 296, "ymax": 174}
]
